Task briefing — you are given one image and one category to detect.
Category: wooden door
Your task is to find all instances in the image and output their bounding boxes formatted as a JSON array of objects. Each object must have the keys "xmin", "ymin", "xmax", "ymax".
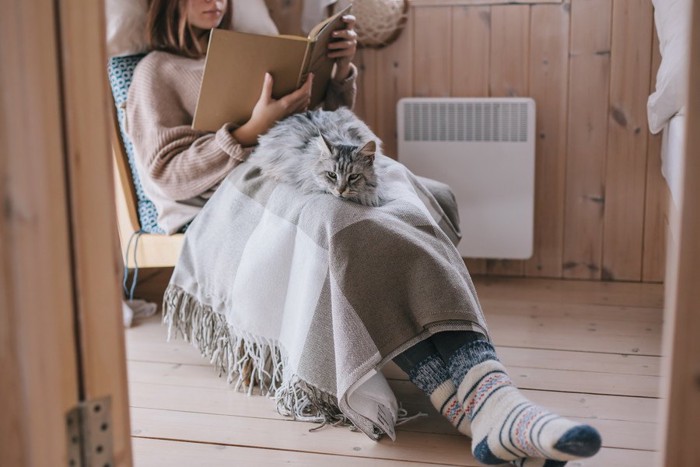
[
  {"xmin": 660, "ymin": 1, "xmax": 700, "ymax": 465},
  {"xmin": 1, "ymin": 1, "xmax": 132, "ymax": 466}
]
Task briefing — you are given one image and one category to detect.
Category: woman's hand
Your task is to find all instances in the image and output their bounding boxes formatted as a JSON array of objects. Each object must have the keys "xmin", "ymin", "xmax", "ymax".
[
  {"xmin": 328, "ymin": 14, "xmax": 357, "ymax": 82},
  {"xmin": 233, "ymin": 72, "xmax": 313, "ymax": 146}
]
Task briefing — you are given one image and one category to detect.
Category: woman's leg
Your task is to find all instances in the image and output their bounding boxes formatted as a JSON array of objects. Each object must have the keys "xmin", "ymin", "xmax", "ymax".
[
  {"xmin": 429, "ymin": 331, "xmax": 602, "ymax": 465},
  {"xmin": 393, "ymin": 336, "xmax": 566, "ymax": 467},
  {"xmin": 393, "ymin": 338, "xmax": 471, "ymax": 436}
]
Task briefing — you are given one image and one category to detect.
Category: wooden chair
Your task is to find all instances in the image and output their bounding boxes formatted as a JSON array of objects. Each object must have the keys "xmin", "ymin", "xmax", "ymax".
[{"xmin": 109, "ymin": 55, "xmax": 184, "ymax": 269}]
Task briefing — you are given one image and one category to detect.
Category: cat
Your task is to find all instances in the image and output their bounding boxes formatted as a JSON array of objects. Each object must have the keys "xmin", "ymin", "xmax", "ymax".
[{"xmin": 251, "ymin": 107, "xmax": 383, "ymax": 206}]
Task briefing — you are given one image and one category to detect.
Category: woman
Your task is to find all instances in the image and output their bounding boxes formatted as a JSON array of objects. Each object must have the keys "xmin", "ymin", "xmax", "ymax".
[
  {"xmin": 127, "ymin": 0, "xmax": 357, "ymax": 234},
  {"xmin": 127, "ymin": 1, "xmax": 602, "ymax": 465}
]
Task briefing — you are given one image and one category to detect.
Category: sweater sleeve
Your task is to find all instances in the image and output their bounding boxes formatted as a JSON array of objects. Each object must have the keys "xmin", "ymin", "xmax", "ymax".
[
  {"xmin": 323, "ymin": 63, "xmax": 358, "ymax": 111},
  {"xmin": 126, "ymin": 55, "xmax": 251, "ymax": 201}
]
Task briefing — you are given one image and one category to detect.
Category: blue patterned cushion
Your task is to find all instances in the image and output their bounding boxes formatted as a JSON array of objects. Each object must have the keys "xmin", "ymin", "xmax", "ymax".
[{"xmin": 108, "ymin": 54, "xmax": 167, "ymax": 234}]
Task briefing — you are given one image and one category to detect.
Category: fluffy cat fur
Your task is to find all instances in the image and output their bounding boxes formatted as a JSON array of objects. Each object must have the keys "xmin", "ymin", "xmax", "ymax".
[{"xmin": 252, "ymin": 107, "xmax": 383, "ymax": 206}]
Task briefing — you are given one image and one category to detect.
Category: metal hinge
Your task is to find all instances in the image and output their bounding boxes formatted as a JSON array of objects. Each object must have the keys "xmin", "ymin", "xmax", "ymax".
[{"xmin": 66, "ymin": 396, "xmax": 114, "ymax": 467}]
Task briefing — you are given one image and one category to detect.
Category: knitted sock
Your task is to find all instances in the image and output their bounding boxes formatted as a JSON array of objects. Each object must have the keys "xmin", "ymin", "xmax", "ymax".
[
  {"xmin": 448, "ymin": 341, "xmax": 602, "ymax": 465},
  {"xmin": 404, "ymin": 353, "xmax": 471, "ymax": 435},
  {"xmin": 438, "ymin": 380, "xmax": 567, "ymax": 467},
  {"xmin": 396, "ymin": 352, "xmax": 566, "ymax": 467}
]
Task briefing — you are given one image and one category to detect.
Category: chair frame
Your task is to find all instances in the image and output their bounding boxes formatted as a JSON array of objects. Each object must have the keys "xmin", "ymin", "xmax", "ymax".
[{"xmin": 111, "ymin": 103, "xmax": 184, "ymax": 268}]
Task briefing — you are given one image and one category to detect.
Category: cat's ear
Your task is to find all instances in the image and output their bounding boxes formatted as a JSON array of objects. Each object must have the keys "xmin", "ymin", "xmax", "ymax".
[
  {"xmin": 316, "ymin": 133, "xmax": 333, "ymax": 156},
  {"xmin": 359, "ymin": 140, "xmax": 376, "ymax": 163}
]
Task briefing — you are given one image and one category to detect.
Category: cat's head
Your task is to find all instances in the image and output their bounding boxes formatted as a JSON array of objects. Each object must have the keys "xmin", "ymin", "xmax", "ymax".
[{"xmin": 312, "ymin": 134, "xmax": 378, "ymax": 200}]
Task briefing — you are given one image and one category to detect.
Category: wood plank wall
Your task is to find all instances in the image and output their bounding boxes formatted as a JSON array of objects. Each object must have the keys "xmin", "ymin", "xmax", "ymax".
[{"xmin": 267, "ymin": 0, "xmax": 668, "ymax": 283}]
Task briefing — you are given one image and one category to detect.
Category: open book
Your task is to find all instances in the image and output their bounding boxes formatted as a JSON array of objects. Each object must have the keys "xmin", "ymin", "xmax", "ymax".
[{"xmin": 192, "ymin": 5, "xmax": 352, "ymax": 132}]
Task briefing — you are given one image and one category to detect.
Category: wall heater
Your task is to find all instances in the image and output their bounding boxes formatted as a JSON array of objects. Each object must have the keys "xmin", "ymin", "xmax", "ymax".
[{"xmin": 397, "ymin": 97, "xmax": 536, "ymax": 259}]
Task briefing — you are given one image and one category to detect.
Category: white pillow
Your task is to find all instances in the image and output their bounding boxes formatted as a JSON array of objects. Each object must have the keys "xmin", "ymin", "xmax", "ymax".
[
  {"xmin": 105, "ymin": 0, "xmax": 279, "ymax": 57},
  {"xmin": 105, "ymin": 0, "xmax": 149, "ymax": 57},
  {"xmin": 647, "ymin": 0, "xmax": 691, "ymax": 134},
  {"xmin": 232, "ymin": 0, "xmax": 279, "ymax": 35}
]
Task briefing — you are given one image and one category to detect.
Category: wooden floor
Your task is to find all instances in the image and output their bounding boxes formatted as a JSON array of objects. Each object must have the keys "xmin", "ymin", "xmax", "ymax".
[{"xmin": 125, "ymin": 276, "xmax": 664, "ymax": 466}]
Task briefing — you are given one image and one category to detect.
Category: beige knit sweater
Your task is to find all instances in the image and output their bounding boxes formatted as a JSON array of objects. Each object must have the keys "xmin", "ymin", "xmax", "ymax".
[{"xmin": 126, "ymin": 50, "xmax": 357, "ymax": 233}]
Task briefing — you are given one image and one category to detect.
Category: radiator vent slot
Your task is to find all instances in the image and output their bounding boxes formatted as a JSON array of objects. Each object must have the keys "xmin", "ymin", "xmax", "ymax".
[{"xmin": 403, "ymin": 101, "xmax": 529, "ymax": 143}]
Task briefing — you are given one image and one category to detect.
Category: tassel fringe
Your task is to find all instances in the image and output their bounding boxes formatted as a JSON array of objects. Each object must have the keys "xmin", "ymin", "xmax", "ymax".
[
  {"xmin": 163, "ymin": 284, "xmax": 423, "ymax": 436},
  {"xmin": 163, "ymin": 285, "xmax": 355, "ymax": 428}
]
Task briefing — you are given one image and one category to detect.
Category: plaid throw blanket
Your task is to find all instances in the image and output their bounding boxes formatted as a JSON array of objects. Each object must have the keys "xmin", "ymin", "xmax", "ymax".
[{"xmin": 163, "ymin": 155, "xmax": 489, "ymax": 440}]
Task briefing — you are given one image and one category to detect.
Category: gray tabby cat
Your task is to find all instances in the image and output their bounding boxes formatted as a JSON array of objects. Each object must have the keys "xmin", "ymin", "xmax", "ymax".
[{"xmin": 252, "ymin": 107, "xmax": 382, "ymax": 206}]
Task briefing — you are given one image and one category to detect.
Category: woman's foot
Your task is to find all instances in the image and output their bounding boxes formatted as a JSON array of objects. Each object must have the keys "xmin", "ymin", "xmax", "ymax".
[
  {"xmin": 433, "ymin": 380, "xmax": 567, "ymax": 467},
  {"xmin": 401, "ymin": 352, "xmax": 568, "ymax": 467},
  {"xmin": 450, "ymin": 347, "xmax": 601, "ymax": 464}
]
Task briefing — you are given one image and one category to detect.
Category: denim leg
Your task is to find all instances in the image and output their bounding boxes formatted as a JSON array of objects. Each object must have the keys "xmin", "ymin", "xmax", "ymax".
[
  {"xmin": 430, "ymin": 330, "xmax": 488, "ymax": 362},
  {"xmin": 392, "ymin": 337, "xmax": 441, "ymax": 375},
  {"xmin": 392, "ymin": 338, "xmax": 452, "ymax": 395}
]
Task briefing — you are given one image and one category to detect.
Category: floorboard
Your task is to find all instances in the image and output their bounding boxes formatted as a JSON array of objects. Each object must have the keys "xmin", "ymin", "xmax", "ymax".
[
  {"xmin": 132, "ymin": 437, "xmax": 458, "ymax": 466},
  {"xmin": 126, "ymin": 277, "xmax": 664, "ymax": 466}
]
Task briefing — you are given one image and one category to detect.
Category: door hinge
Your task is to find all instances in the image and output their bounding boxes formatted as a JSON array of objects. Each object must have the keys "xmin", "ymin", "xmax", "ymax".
[{"xmin": 66, "ymin": 396, "xmax": 114, "ymax": 467}]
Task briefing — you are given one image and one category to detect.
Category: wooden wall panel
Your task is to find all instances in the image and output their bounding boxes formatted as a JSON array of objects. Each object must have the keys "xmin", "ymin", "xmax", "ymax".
[
  {"xmin": 451, "ymin": 5, "xmax": 491, "ymax": 275},
  {"xmin": 602, "ymin": 0, "xmax": 653, "ymax": 281},
  {"xmin": 354, "ymin": 48, "xmax": 379, "ymax": 131},
  {"xmin": 488, "ymin": 5, "xmax": 530, "ymax": 98},
  {"xmin": 59, "ymin": 1, "xmax": 133, "ymax": 463},
  {"xmin": 413, "ymin": 7, "xmax": 453, "ymax": 97},
  {"xmin": 660, "ymin": 2, "xmax": 700, "ymax": 460},
  {"xmin": 451, "ymin": 6, "xmax": 490, "ymax": 97},
  {"xmin": 485, "ymin": 5, "xmax": 530, "ymax": 276},
  {"xmin": 642, "ymin": 30, "xmax": 668, "ymax": 283},
  {"xmin": 375, "ymin": 13, "xmax": 414, "ymax": 159},
  {"xmin": 412, "ymin": 0, "xmax": 563, "ymax": 4},
  {"xmin": 1, "ymin": 1, "xmax": 80, "ymax": 465},
  {"xmin": 524, "ymin": 1, "xmax": 570, "ymax": 278},
  {"xmin": 265, "ymin": 0, "xmax": 303, "ymax": 35},
  {"xmin": 562, "ymin": 0, "xmax": 612, "ymax": 280}
]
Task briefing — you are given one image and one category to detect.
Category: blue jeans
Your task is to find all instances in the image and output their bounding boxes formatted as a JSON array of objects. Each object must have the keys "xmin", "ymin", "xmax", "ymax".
[{"xmin": 392, "ymin": 331, "xmax": 487, "ymax": 374}]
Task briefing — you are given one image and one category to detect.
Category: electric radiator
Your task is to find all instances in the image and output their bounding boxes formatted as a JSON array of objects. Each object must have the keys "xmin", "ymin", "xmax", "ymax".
[{"xmin": 397, "ymin": 97, "xmax": 536, "ymax": 259}]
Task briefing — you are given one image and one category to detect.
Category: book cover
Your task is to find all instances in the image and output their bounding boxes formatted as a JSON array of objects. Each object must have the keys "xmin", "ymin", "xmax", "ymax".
[{"xmin": 192, "ymin": 5, "xmax": 351, "ymax": 132}]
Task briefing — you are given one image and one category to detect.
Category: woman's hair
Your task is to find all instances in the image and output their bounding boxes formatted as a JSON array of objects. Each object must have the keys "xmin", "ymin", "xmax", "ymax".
[{"xmin": 146, "ymin": 0, "xmax": 233, "ymax": 58}]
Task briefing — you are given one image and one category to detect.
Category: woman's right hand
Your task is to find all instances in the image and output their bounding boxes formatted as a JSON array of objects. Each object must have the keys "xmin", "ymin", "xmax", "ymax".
[{"xmin": 233, "ymin": 73, "xmax": 313, "ymax": 146}]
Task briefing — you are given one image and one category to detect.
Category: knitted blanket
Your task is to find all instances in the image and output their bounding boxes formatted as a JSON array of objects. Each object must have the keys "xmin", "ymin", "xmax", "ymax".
[{"xmin": 163, "ymin": 155, "xmax": 489, "ymax": 440}]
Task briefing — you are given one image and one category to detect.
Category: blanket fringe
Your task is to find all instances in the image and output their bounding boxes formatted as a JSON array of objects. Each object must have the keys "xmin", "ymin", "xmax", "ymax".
[
  {"xmin": 163, "ymin": 284, "xmax": 425, "ymax": 436},
  {"xmin": 273, "ymin": 377, "xmax": 351, "ymax": 424},
  {"xmin": 163, "ymin": 285, "xmax": 354, "ymax": 427},
  {"xmin": 163, "ymin": 284, "xmax": 282, "ymax": 395}
]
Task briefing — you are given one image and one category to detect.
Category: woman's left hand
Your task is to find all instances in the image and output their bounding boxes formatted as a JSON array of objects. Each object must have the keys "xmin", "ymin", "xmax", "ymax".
[{"xmin": 328, "ymin": 15, "xmax": 357, "ymax": 82}]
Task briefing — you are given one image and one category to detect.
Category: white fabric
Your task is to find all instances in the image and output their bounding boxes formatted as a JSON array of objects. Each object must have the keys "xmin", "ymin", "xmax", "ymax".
[
  {"xmin": 122, "ymin": 299, "xmax": 158, "ymax": 327},
  {"xmin": 661, "ymin": 115, "xmax": 686, "ymax": 207},
  {"xmin": 105, "ymin": 0, "xmax": 149, "ymax": 57},
  {"xmin": 647, "ymin": 0, "xmax": 691, "ymax": 134},
  {"xmin": 105, "ymin": 0, "xmax": 279, "ymax": 57},
  {"xmin": 347, "ymin": 369, "xmax": 399, "ymax": 439},
  {"xmin": 226, "ymin": 201, "xmax": 327, "ymax": 372},
  {"xmin": 231, "ymin": 0, "xmax": 279, "ymax": 35},
  {"xmin": 302, "ymin": 0, "xmax": 341, "ymax": 34},
  {"xmin": 164, "ymin": 155, "xmax": 488, "ymax": 440}
]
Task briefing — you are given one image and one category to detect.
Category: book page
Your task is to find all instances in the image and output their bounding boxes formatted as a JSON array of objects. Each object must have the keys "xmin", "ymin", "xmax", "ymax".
[
  {"xmin": 192, "ymin": 6, "xmax": 353, "ymax": 131},
  {"xmin": 192, "ymin": 30, "xmax": 309, "ymax": 131},
  {"xmin": 303, "ymin": 5, "xmax": 353, "ymax": 108},
  {"xmin": 307, "ymin": 4, "xmax": 352, "ymax": 40}
]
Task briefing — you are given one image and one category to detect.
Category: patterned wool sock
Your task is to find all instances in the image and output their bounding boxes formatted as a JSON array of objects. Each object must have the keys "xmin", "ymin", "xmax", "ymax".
[
  {"xmin": 400, "ymin": 353, "xmax": 566, "ymax": 467},
  {"xmin": 406, "ymin": 353, "xmax": 471, "ymax": 435},
  {"xmin": 448, "ymin": 341, "xmax": 602, "ymax": 465}
]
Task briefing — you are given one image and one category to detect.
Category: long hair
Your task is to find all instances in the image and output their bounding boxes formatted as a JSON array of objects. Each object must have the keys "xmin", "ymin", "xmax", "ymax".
[{"xmin": 146, "ymin": 0, "xmax": 233, "ymax": 58}]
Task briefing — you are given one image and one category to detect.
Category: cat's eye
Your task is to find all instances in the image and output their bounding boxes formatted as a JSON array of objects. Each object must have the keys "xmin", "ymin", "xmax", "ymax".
[
  {"xmin": 326, "ymin": 172, "xmax": 337, "ymax": 180},
  {"xmin": 349, "ymin": 174, "xmax": 362, "ymax": 181}
]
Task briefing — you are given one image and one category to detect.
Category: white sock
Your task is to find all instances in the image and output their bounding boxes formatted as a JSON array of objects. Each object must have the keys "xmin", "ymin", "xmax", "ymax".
[{"xmin": 452, "ymin": 355, "xmax": 601, "ymax": 464}]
